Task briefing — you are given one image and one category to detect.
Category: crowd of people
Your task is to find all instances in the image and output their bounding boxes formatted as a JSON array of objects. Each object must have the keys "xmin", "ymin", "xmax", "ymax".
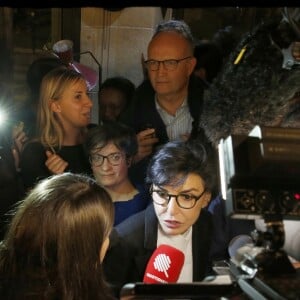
[{"xmin": 1, "ymin": 16, "xmax": 300, "ymax": 299}]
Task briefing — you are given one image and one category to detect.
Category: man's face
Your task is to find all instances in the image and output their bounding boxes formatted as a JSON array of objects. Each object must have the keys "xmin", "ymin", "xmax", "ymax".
[
  {"xmin": 147, "ymin": 31, "xmax": 196, "ymax": 98},
  {"xmin": 153, "ymin": 173, "xmax": 211, "ymax": 235}
]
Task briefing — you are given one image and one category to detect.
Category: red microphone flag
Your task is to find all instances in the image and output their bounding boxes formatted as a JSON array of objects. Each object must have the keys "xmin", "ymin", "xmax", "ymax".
[{"xmin": 143, "ymin": 244, "xmax": 185, "ymax": 283}]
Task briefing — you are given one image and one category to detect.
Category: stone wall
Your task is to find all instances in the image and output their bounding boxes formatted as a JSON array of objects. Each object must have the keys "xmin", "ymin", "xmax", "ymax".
[{"xmin": 80, "ymin": 7, "xmax": 168, "ymax": 123}]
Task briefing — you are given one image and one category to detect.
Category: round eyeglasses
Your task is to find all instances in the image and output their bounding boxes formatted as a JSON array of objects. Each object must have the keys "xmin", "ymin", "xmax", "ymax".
[
  {"xmin": 144, "ymin": 56, "xmax": 192, "ymax": 71},
  {"xmin": 150, "ymin": 185, "xmax": 206, "ymax": 209},
  {"xmin": 89, "ymin": 152, "xmax": 124, "ymax": 167}
]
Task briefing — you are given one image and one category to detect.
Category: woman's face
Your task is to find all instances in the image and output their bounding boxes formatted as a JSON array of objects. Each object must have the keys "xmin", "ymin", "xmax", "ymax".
[
  {"xmin": 153, "ymin": 173, "xmax": 211, "ymax": 235},
  {"xmin": 51, "ymin": 79, "xmax": 93, "ymax": 129},
  {"xmin": 90, "ymin": 142, "xmax": 129, "ymax": 190}
]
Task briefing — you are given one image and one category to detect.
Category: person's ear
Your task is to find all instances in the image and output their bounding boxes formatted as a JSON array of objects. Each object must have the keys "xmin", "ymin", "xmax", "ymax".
[
  {"xmin": 188, "ymin": 57, "xmax": 197, "ymax": 74},
  {"xmin": 50, "ymin": 100, "xmax": 61, "ymax": 113},
  {"xmin": 201, "ymin": 191, "xmax": 211, "ymax": 208},
  {"xmin": 126, "ymin": 156, "xmax": 133, "ymax": 167}
]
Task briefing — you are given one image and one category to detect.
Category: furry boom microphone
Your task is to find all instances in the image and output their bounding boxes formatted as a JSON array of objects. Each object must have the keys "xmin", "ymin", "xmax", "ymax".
[{"xmin": 200, "ymin": 12, "xmax": 300, "ymax": 147}]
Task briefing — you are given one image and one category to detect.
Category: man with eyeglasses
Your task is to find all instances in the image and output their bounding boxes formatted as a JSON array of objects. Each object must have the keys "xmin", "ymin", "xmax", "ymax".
[
  {"xmin": 103, "ymin": 139, "xmax": 223, "ymax": 295},
  {"xmin": 120, "ymin": 19, "xmax": 207, "ymax": 185}
]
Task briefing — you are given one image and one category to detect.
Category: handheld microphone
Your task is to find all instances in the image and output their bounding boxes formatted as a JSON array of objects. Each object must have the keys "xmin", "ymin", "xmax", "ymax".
[{"xmin": 143, "ymin": 244, "xmax": 185, "ymax": 283}]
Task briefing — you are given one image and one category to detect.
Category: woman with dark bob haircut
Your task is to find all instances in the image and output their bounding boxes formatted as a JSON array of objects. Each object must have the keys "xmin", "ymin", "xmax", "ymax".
[
  {"xmin": 0, "ymin": 172, "xmax": 115, "ymax": 300},
  {"xmin": 85, "ymin": 121, "xmax": 151, "ymax": 225},
  {"xmin": 146, "ymin": 139, "xmax": 218, "ymax": 194},
  {"xmin": 103, "ymin": 139, "xmax": 219, "ymax": 295}
]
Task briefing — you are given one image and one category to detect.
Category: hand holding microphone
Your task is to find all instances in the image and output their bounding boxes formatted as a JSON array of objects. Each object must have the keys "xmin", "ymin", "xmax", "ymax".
[{"xmin": 143, "ymin": 244, "xmax": 185, "ymax": 283}]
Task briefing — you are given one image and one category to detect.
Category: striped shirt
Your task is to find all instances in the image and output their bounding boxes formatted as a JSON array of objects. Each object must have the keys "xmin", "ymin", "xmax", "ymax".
[{"xmin": 155, "ymin": 97, "xmax": 193, "ymax": 141}]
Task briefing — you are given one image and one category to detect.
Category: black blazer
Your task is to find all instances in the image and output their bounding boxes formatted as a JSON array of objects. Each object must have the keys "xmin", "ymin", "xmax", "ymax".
[{"xmin": 103, "ymin": 204, "xmax": 214, "ymax": 297}]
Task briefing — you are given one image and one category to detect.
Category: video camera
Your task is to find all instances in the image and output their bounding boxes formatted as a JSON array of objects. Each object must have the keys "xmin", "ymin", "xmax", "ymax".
[
  {"xmin": 218, "ymin": 125, "xmax": 300, "ymax": 221},
  {"xmin": 217, "ymin": 125, "xmax": 300, "ymax": 300}
]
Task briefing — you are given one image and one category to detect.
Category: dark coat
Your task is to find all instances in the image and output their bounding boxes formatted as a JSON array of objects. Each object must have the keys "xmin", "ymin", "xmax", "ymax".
[
  {"xmin": 121, "ymin": 76, "xmax": 206, "ymax": 144},
  {"xmin": 0, "ymin": 145, "xmax": 24, "ymax": 240},
  {"xmin": 120, "ymin": 76, "xmax": 207, "ymax": 184}
]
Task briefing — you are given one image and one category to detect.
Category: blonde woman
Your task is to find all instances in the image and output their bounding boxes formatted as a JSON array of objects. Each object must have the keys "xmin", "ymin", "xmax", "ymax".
[{"xmin": 20, "ymin": 67, "xmax": 93, "ymax": 190}]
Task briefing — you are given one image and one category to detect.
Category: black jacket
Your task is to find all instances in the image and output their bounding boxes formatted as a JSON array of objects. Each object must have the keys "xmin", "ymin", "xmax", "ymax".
[
  {"xmin": 103, "ymin": 204, "xmax": 214, "ymax": 297},
  {"xmin": 121, "ymin": 76, "xmax": 206, "ymax": 145},
  {"xmin": 120, "ymin": 76, "xmax": 207, "ymax": 184}
]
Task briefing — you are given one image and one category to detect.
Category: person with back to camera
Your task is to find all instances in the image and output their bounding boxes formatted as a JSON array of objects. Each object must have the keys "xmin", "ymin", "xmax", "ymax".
[
  {"xmin": 85, "ymin": 121, "xmax": 151, "ymax": 226},
  {"xmin": 20, "ymin": 67, "xmax": 93, "ymax": 191},
  {"xmin": 0, "ymin": 172, "xmax": 115, "ymax": 300},
  {"xmin": 98, "ymin": 76, "xmax": 135, "ymax": 123},
  {"xmin": 103, "ymin": 139, "xmax": 222, "ymax": 296},
  {"xmin": 119, "ymin": 19, "xmax": 207, "ymax": 184}
]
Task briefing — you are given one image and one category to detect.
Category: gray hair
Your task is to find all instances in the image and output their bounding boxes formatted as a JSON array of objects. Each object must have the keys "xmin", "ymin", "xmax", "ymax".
[{"xmin": 154, "ymin": 19, "xmax": 195, "ymax": 46}]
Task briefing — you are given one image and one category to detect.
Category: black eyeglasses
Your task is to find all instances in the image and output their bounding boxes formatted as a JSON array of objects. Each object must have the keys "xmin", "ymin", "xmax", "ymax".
[
  {"xmin": 144, "ymin": 56, "xmax": 192, "ymax": 71},
  {"xmin": 150, "ymin": 185, "xmax": 206, "ymax": 209},
  {"xmin": 89, "ymin": 152, "xmax": 124, "ymax": 167}
]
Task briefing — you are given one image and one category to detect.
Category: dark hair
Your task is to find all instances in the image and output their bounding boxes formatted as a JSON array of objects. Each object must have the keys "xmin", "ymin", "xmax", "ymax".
[
  {"xmin": 85, "ymin": 121, "xmax": 138, "ymax": 158},
  {"xmin": 194, "ymin": 40, "xmax": 223, "ymax": 83},
  {"xmin": 146, "ymin": 140, "xmax": 218, "ymax": 196},
  {"xmin": 212, "ymin": 26, "xmax": 240, "ymax": 60},
  {"xmin": 99, "ymin": 76, "xmax": 135, "ymax": 109},
  {"xmin": 0, "ymin": 173, "xmax": 114, "ymax": 300}
]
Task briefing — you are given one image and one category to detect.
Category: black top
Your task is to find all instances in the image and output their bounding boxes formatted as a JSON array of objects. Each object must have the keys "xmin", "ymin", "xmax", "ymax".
[
  {"xmin": 20, "ymin": 141, "xmax": 92, "ymax": 190},
  {"xmin": 0, "ymin": 142, "xmax": 24, "ymax": 240}
]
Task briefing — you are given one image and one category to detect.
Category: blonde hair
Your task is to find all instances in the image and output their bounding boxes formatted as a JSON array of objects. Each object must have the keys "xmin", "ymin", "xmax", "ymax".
[{"xmin": 37, "ymin": 67, "xmax": 87, "ymax": 150}]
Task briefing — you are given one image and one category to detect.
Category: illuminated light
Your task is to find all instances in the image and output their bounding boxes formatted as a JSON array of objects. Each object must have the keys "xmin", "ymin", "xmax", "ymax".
[
  {"xmin": 0, "ymin": 108, "xmax": 8, "ymax": 126},
  {"xmin": 218, "ymin": 140, "xmax": 227, "ymax": 200},
  {"xmin": 294, "ymin": 193, "xmax": 300, "ymax": 201}
]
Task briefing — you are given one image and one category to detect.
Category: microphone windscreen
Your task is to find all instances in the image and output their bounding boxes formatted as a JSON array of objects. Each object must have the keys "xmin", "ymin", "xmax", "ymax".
[
  {"xmin": 143, "ymin": 244, "xmax": 185, "ymax": 283},
  {"xmin": 228, "ymin": 234, "xmax": 264, "ymax": 267},
  {"xmin": 228, "ymin": 234, "xmax": 253, "ymax": 259}
]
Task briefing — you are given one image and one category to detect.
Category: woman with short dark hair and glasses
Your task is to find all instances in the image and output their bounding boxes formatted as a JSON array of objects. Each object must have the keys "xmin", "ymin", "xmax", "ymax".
[
  {"xmin": 85, "ymin": 121, "xmax": 151, "ymax": 226},
  {"xmin": 103, "ymin": 139, "xmax": 220, "ymax": 297}
]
